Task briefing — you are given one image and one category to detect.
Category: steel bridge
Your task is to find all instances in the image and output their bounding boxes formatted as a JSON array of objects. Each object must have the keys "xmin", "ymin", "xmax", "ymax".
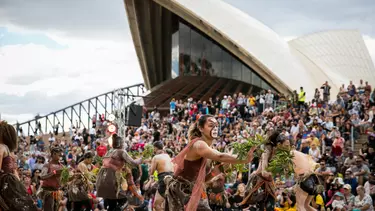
[{"xmin": 15, "ymin": 83, "xmax": 146, "ymax": 138}]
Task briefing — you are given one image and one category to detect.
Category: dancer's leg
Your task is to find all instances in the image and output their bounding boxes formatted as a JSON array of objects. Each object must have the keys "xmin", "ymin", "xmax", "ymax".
[
  {"xmin": 153, "ymin": 190, "xmax": 164, "ymax": 211},
  {"xmin": 304, "ymin": 195, "xmax": 317, "ymax": 211}
]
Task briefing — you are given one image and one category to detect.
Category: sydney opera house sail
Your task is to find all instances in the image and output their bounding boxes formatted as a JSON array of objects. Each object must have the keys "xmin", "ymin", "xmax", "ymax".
[{"xmin": 123, "ymin": 0, "xmax": 375, "ymax": 101}]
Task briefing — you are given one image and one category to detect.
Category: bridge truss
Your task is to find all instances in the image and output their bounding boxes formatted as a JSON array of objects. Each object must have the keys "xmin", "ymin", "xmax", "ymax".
[{"xmin": 15, "ymin": 83, "xmax": 146, "ymax": 138}]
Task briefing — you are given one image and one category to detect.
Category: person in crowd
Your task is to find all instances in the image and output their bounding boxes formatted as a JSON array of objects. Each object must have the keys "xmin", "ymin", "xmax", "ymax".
[
  {"xmin": 354, "ymin": 185, "xmax": 373, "ymax": 211},
  {"xmin": 69, "ymin": 152, "xmax": 94, "ymax": 211},
  {"xmin": 164, "ymin": 115, "xmax": 256, "ymax": 211},
  {"xmin": 39, "ymin": 147, "xmax": 64, "ymax": 211},
  {"xmin": 343, "ymin": 184, "xmax": 355, "ymax": 209},
  {"xmin": 96, "ymin": 134, "xmax": 142, "ymax": 211},
  {"xmin": 149, "ymin": 141, "xmax": 174, "ymax": 211},
  {"xmin": 0, "ymin": 121, "xmax": 37, "ymax": 211}
]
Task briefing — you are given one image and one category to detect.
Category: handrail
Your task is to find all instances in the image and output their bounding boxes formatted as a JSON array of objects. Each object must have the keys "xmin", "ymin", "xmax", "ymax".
[{"xmin": 351, "ymin": 125, "xmax": 354, "ymax": 152}]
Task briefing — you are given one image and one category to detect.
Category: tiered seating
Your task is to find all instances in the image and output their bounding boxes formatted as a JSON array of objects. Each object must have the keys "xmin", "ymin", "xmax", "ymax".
[
  {"xmin": 190, "ymin": 77, "xmax": 218, "ymax": 100},
  {"xmin": 200, "ymin": 78, "xmax": 227, "ymax": 101}
]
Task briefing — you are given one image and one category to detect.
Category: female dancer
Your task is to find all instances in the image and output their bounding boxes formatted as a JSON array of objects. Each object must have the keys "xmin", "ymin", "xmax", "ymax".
[
  {"xmin": 240, "ymin": 131, "xmax": 288, "ymax": 211},
  {"xmin": 96, "ymin": 134, "xmax": 142, "ymax": 211},
  {"xmin": 68, "ymin": 152, "xmax": 94, "ymax": 211},
  {"xmin": 0, "ymin": 121, "xmax": 37, "ymax": 211},
  {"xmin": 164, "ymin": 115, "xmax": 256, "ymax": 211}
]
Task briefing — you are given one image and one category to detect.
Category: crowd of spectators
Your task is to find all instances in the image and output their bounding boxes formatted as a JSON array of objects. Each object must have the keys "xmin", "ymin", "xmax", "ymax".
[{"xmin": 13, "ymin": 79, "xmax": 375, "ymax": 211}]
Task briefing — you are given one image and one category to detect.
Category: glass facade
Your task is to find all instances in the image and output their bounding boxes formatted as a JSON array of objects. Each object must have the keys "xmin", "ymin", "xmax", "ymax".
[{"xmin": 172, "ymin": 20, "xmax": 274, "ymax": 91}]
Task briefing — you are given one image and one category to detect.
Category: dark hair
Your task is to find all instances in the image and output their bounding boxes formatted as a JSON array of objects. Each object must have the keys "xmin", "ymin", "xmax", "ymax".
[
  {"xmin": 267, "ymin": 130, "xmax": 287, "ymax": 147},
  {"xmin": 153, "ymin": 141, "xmax": 164, "ymax": 150},
  {"xmin": 83, "ymin": 152, "xmax": 93, "ymax": 159},
  {"xmin": 188, "ymin": 115, "xmax": 214, "ymax": 140},
  {"xmin": 0, "ymin": 121, "xmax": 17, "ymax": 152},
  {"xmin": 112, "ymin": 133, "xmax": 123, "ymax": 149},
  {"xmin": 51, "ymin": 147, "xmax": 62, "ymax": 155}
]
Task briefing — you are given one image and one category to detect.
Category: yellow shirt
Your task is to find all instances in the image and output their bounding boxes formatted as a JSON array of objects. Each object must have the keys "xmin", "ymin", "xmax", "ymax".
[
  {"xmin": 249, "ymin": 97, "xmax": 256, "ymax": 106},
  {"xmin": 315, "ymin": 194, "xmax": 324, "ymax": 206},
  {"xmin": 309, "ymin": 137, "xmax": 320, "ymax": 147}
]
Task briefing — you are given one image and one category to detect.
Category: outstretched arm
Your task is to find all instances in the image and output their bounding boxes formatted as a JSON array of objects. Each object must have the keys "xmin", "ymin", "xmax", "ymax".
[
  {"xmin": 194, "ymin": 141, "xmax": 255, "ymax": 164},
  {"xmin": 121, "ymin": 150, "xmax": 142, "ymax": 167}
]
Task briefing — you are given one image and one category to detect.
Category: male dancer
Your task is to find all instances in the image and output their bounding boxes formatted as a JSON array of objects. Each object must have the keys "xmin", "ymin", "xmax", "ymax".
[
  {"xmin": 39, "ymin": 147, "xmax": 63, "ymax": 211},
  {"xmin": 149, "ymin": 141, "xmax": 174, "ymax": 211}
]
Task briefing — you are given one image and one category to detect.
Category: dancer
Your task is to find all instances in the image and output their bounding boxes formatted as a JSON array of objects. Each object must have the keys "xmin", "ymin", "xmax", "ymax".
[
  {"xmin": 68, "ymin": 152, "xmax": 94, "ymax": 211},
  {"xmin": 293, "ymin": 149, "xmax": 322, "ymax": 211},
  {"xmin": 0, "ymin": 121, "xmax": 37, "ymax": 211},
  {"xmin": 96, "ymin": 133, "xmax": 142, "ymax": 211},
  {"xmin": 240, "ymin": 131, "xmax": 288, "ymax": 211},
  {"xmin": 164, "ymin": 115, "xmax": 256, "ymax": 211},
  {"xmin": 149, "ymin": 141, "xmax": 174, "ymax": 211},
  {"xmin": 39, "ymin": 147, "xmax": 64, "ymax": 211}
]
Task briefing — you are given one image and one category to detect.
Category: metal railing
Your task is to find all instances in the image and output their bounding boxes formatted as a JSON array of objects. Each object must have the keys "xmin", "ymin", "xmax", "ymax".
[{"xmin": 351, "ymin": 126, "xmax": 355, "ymax": 152}]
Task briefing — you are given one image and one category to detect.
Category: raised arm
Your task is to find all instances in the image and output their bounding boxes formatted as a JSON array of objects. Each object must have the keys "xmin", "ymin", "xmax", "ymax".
[{"xmin": 195, "ymin": 140, "xmax": 255, "ymax": 164}]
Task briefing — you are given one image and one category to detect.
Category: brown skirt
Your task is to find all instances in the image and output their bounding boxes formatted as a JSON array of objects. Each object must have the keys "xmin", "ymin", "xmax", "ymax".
[
  {"xmin": 0, "ymin": 173, "xmax": 37, "ymax": 211},
  {"xmin": 164, "ymin": 175, "xmax": 211, "ymax": 211},
  {"xmin": 241, "ymin": 173, "xmax": 276, "ymax": 205},
  {"xmin": 96, "ymin": 167, "xmax": 126, "ymax": 199}
]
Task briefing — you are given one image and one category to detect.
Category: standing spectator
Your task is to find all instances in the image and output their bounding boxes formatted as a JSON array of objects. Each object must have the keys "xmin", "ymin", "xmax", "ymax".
[
  {"xmin": 265, "ymin": 90, "xmax": 274, "ymax": 109},
  {"xmin": 321, "ymin": 81, "xmax": 331, "ymax": 103},
  {"xmin": 170, "ymin": 98, "xmax": 176, "ymax": 114},
  {"xmin": 298, "ymin": 87, "xmax": 306, "ymax": 110}
]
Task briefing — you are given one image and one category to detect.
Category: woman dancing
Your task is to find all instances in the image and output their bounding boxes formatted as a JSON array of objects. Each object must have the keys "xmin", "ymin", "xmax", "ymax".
[
  {"xmin": 164, "ymin": 115, "xmax": 256, "ymax": 211},
  {"xmin": 240, "ymin": 131, "xmax": 288, "ymax": 211},
  {"xmin": 96, "ymin": 133, "xmax": 142, "ymax": 211},
  {"xmin": 0, "ymin": 121, "xmax": 37, "ymax": 211}
]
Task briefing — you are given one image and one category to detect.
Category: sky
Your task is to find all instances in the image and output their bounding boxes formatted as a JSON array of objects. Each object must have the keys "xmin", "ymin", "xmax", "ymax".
[{"xmin": 1, "ymin": 0, "xmax": 375, "ymax": 124}]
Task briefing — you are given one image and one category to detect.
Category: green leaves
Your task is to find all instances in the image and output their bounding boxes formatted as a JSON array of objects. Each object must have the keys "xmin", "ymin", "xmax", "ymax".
[
  {"xmin": 230, "ymin": 134, "xmax": 266, "ymax": 160},
  {"xmin": 60, "ymin": 166, "xmax": 70, "ymax": 185},
  {"xmin": 267, "ymin": 146, "xmax": 294, "ymax": 177},
  {"xmin": 142, "ymin": 144, "xmax": 154, "ymax": 159},
  {"xmin": 226, "ymin": 134, "xmax": 266, "ymax": 173}
]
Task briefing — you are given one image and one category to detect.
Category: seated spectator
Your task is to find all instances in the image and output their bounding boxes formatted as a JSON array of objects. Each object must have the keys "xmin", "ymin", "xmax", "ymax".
[
  {"xmin": 343, "ymin": 184, "xmax": 355, "ymax": 209},
  {"xmin": 354, "ymin": 186, "xmax": 373, "ymax": 211}
]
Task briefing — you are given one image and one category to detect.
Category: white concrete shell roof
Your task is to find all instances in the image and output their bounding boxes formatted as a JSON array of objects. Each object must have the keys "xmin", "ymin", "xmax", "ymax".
[
  {"xmin": 289, "ymin": 30, "xmax": 375, "ymax": 95},
  {"xmin": 125, "ymin": 0, "xmax": 375, "ymax": 99}
]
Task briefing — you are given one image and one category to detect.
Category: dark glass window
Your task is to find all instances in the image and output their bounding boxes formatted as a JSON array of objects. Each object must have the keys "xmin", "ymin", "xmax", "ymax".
[
  {"xmin": 231, "ymin": 57, "xmax": 242, "ymax": 81},
  {"xmin": 173, "ymin": 19, "xmax": 275, "ymax": 92},
  {"xmin": 211, "ymin": 43, "xmax": 222, "ymax": 77}
]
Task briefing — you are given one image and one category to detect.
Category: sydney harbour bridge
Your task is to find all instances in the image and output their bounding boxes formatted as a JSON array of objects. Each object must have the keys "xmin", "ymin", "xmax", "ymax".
[{"xmin": 14, "ymin": 83, "xmax": 146, "ymax": 138}]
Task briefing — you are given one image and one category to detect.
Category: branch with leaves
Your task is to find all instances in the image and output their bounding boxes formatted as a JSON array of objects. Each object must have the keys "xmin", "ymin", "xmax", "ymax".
[
  {"xmin": 223, "ymin": 134, "xmax": 267, "ymax": 173},
  {"xmin": 267, "ymin": 146, "xmax": 294, "ymax": 177}
]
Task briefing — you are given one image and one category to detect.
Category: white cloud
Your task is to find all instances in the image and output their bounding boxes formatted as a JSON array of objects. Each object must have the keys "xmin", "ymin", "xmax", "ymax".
[
  {"xmin": 0, "ymin": 31, "xmax": 143, "ymax": 123},
  {"xmin": 0, "ymin": 37, "xmax": 142, "ymax": 96}
]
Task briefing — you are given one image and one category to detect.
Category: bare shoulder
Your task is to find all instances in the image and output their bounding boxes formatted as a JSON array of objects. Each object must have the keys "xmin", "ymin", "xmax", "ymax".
[{"xmin": 193, "ymin": 140, "xmax": 208, "ymax": 149}]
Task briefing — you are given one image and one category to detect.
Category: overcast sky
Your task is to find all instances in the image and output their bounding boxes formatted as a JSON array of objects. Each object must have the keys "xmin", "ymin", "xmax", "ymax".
[{"xmin": 1, "ymin": 0, "xmax": 375, "ymax": 123}]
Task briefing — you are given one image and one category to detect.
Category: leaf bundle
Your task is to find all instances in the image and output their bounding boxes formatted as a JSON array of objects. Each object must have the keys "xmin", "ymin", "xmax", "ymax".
[
  {"xmin": 231, "ymin": 134, "xmax": 266, "ymax": 160},
  {"xmin": 60, "ymin": 166, "xmax": 71, "ymax": 185},
  {"xmin": 267, "ymin": 146, "xmax": 294, "ymax": 176},
  {"xmin": 142, "ymin": 144, "xmax": 154, "ymax": 159}
]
